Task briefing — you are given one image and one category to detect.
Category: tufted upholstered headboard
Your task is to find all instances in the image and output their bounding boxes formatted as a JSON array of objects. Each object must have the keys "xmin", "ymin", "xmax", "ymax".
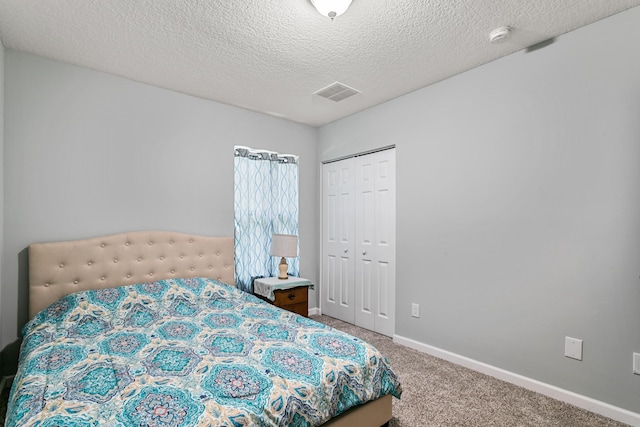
[{"xmin": 28, "ymin": 231, "xmax": 235, "ymax": 318}]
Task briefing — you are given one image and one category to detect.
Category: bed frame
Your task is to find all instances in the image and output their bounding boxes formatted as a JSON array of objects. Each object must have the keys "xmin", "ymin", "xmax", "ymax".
[{"xmin": 28, "ymin": 230, "xmax": 392, "ymax": 427}]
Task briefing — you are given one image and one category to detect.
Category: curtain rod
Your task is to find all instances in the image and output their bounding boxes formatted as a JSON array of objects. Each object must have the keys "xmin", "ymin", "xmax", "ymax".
[{"xmin": 321, "ymin": 145, "xmax": 395, "ymax": 164}]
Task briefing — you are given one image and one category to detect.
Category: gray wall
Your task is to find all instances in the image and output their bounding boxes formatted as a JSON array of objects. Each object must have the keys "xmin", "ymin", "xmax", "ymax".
[
  {"xmin": 318, "ymin": 6, "xmax": 640, "ymax": 414},
  {"xmin": 1, "ymin": 51, "xmax": 319, "ymax": 354}
]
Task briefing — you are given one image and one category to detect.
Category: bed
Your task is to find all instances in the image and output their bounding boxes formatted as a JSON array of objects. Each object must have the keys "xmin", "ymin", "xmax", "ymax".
[{"xmin": 6, "ymin": 231, "xmax": 401, "ymax": 427}]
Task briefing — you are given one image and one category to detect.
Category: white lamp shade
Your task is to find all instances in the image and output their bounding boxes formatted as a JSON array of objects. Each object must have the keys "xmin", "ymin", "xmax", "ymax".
[
  {"xmin": 310, "ymin": 0, "xmax": 353, "ymax": 19},
  {"xmin": 270, "ymin": 234, "xmax": 298, "ymax": 258}
]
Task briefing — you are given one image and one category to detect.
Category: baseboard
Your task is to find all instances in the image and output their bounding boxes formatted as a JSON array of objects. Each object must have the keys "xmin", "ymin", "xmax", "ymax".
[
  {"xmin": 393, "ymin": 334, "xmax": 640, "ymax": 427},
  {"xmin": 308, "ymin": 307, "xmax": 321, "ymax": 316}
]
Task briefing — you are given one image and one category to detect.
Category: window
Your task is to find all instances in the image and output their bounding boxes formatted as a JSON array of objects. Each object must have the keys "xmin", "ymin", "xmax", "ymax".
[{"xmin": 233, "ymin": 146, "xmax": 299, "ymax": 292}]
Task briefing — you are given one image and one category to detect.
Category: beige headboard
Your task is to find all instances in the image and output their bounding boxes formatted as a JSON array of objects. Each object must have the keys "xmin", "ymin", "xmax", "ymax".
[{"xmin": 29, "ymin": 231, "xmax": 235, "ymax": 318}]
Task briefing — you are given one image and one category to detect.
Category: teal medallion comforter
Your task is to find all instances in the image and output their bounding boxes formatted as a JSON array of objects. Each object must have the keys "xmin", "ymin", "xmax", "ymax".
[{"xmin": 6, "ymin": 278, "xmax": 401, "ymax": 426}]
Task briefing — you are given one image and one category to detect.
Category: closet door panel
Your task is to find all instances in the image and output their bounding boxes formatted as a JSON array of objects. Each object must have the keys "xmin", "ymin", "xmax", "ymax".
[
  {"xmin": 355, "ymin": 257, "xmax": 374, "ymax": 330},
  {"xmin": 376, "ymin": 261, "xmax": 391, "ymax": 319},
  {"xmin": 322, "ymin": 158, "xmax": 355, "ymax": 323},
  {"xmin": 355, "ymin": 155, "xmax": 375, "ymax": 330},
  {"xmin": 326, "ymin": 254, "xmax": 336, "ymax": 305},
  {"xmin": 323, "ymin": 167, "xmax": 338, "ymax": 317},
  {"xmin": 372, "ymin": 150, "xmax": 396, "ymax": 337}
]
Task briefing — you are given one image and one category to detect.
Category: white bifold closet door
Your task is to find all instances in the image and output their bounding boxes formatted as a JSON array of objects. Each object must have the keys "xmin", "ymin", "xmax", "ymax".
[
  {"xmin": 322, "ymin": 149, "xmax": 395, "ymax": 337},
  {"xmin": 321, "ymin": 157, "xmax": 356, "ymax": 324}
]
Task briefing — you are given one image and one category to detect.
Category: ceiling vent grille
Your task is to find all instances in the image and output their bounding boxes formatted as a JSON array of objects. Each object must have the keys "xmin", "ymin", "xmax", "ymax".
[{"xmin": 314, "ymin": 82, "xmax": 360, "ymax": 102}]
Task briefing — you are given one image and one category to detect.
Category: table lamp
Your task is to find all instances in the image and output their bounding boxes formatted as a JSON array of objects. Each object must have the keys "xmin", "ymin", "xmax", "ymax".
[{"xmin": 270, "ymin": 234, "xmax": 298, "ymax": 279}]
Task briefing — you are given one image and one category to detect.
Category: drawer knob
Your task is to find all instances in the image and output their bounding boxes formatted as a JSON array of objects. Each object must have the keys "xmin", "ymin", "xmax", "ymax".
[{"xmin": 287, "ymin": 292, "xmax": 296, "ymax": 300}]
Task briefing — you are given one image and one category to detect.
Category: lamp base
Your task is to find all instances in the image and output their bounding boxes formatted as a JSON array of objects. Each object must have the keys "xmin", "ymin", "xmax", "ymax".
[{"xmin": 278, "ymin": 257, "xmax": 289, "ymax": 280}]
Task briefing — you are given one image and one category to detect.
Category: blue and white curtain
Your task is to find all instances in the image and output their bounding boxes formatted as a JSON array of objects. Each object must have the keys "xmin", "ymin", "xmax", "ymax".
[{"xmin": 234, "ymin": 146, "xmax": 299, "ymax": 292}]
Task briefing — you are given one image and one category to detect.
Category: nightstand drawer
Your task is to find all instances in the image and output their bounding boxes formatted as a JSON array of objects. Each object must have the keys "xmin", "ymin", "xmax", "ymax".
[
  {"xmin": 280, "ymin": 302, "xmax": 308, "ymax": 317},
  {"xmin": 273, "ymin": 286, "xmax": 308, "ymax": 306}
]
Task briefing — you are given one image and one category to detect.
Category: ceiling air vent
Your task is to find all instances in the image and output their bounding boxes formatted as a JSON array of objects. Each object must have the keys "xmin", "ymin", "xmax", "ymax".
[{"xmin": 314, "ymin": 82, "xmax": 360, "ymax": 102}]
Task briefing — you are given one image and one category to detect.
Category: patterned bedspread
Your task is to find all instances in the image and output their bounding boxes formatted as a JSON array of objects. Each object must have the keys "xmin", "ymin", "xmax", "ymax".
[{"xmin": 6, "ymin": 278, "xmax": 401, "ymax": 427}]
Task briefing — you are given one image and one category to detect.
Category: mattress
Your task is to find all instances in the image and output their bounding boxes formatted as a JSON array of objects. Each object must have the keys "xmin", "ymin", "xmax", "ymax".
[{"xmin": 6, "ymin": 277, "xmax": 402, "ymax": 426}]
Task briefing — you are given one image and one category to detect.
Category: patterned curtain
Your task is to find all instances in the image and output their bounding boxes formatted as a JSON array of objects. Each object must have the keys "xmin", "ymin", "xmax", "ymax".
[{"xmin": 234, "ymin": 146, "xmax": 299, "ymax": 292}]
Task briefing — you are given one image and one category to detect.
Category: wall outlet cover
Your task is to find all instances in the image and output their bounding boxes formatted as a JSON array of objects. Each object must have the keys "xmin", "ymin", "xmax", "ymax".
[
  {"xmin": 565, "ymin": 337, "xmax": 583, "ymax": 361},
  {"xmin": 633, "ymin": 353, "xmax": 640, "ymax": 375},
  {"xmin": 411, "ymin": 303, "xmax": 420, "ymax": 318}
]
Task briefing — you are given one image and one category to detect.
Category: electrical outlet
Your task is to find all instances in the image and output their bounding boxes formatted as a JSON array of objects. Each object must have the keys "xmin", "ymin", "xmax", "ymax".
[
  {"xmin": 633, "ymin": 353, "xmax": 640, "ymax": 375},
  {"xmin": 564, "ymin": 337, "xmax": 583, "ymax": 361},
  {"xmin": 411, "ymin": 303, "xmax": 420, "ymax": 318}
]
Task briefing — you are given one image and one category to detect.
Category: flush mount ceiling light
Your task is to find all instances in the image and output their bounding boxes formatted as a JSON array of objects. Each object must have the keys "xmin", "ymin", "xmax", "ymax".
[{"xmin": 310, "ymin": 0, "xmax": 353, "ymax": 20}]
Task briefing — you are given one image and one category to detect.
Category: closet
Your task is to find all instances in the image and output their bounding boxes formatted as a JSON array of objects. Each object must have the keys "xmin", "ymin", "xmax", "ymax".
[{"xmin": 321, "ymin": 148, "xmax": 396, "ymax": 337}]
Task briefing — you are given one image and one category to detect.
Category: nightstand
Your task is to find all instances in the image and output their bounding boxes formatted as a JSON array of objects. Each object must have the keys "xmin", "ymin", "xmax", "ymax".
[{"xmin": 253, "ymin": 276, "xmax": 314, "ymax": 317}]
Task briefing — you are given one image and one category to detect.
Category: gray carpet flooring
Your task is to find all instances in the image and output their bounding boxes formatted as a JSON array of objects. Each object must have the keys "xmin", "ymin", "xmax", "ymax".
[
  {"xmin": 0, "ymin": 315, "xmax": 630, "ymax": 426},
  {"xmin": 313, "ymin": 315, "xmax": 628, "ymax": 427}
]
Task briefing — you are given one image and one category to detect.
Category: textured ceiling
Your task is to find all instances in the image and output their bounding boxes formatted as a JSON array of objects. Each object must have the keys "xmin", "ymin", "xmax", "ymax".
[{"xmin": 0, "ymin": 0, "xmax": 639, "ymax": 126}]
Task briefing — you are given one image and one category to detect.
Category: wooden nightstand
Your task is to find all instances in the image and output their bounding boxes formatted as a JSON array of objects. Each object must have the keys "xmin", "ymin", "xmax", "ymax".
[
  {"xmin": 253, "ymin": 277, "xmax": 313, "ymax": 317},
  {"xmin": 272, "ymin": 286, "xmax": 309, "ymax": 317}
]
